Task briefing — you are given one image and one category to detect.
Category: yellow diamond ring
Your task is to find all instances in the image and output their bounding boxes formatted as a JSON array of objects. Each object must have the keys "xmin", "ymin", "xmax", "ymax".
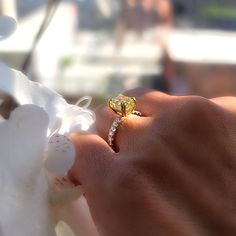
[
  {"xmin": 107, "ymin": 94, "xmax": 142, "ymax": 149},
  {"xmin": 108, "ymin": 94, "xmax": 137, "ymax": 117}
]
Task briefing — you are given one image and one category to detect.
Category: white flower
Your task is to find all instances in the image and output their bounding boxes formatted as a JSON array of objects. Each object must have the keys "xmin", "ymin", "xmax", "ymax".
[
  {"xmin": 0, "ymin": 104, "xmax": 55, "ymax": 236},
  {"xmin": 0, "ymin": 61, "xmax": 95, "ymax": 174},
  {"xmin": 0, "ymin": 14, "xmax": 98, "ymax": 236},
  {"xmin": 0, "ymin": 59, "xmax": 97, "ymax": 236},
  {"xmin": 0, "ymin": 16, "xmax": 16, "ymax": 40}
]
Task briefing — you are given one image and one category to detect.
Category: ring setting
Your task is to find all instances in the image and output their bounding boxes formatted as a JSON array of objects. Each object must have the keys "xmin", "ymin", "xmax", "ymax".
[
  {"xmin": 108, "ymin": 94, "xmax": 141, "ymax": 149},
  {"xmin": 108, "ymin": 94, "xmax": 137, "ymax": 117}
]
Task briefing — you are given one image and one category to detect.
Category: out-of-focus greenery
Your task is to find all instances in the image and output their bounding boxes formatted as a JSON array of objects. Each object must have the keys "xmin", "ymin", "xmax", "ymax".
[
  {"xmin": 201, "ymin": 4, "xmax": 236, "ymax": 19},
  {"xmin": 59, "ymin": 56, "xmax": 74, "ymax": 70}
]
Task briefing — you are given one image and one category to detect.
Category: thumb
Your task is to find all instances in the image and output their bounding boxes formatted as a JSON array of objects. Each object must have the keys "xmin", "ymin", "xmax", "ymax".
[{"xmin": 69, "ymin": 133, "xmax": 114, "ymax": 194}]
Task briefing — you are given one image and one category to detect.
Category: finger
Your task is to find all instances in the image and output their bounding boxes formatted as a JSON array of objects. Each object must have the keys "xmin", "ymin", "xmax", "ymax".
[
  {"xmin": 123, "ymin": 88, "xmax": 172, "ymax": 116},
  {"xmin": 95, "ymin": 89, "xmax": 171, "ymax": 150},
  {"xmin": 69, "ymin": 133, "xmax": 115, "ymax": 194},
  {"xmin": 211, "ymin": 96, "xmax": 236, "ymax": 114},
  {"xmin": 95, "ymin": 104, "xmax": 148, "ymax": 151},
  {"xmin": 95, "ymin": 105, "xmax": 117, "ymax": 141}
]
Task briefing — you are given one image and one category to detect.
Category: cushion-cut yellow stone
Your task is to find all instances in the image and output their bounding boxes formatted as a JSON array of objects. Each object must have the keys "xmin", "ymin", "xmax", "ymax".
[{"xmin": 108, "ymin": 94, "xmax": 136, "ymax": 117}]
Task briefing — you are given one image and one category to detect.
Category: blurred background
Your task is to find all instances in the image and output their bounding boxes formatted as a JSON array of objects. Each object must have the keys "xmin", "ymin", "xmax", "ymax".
[{"xmin": 1, "ymin": 0, "xmax": 236, "ymax": 109}]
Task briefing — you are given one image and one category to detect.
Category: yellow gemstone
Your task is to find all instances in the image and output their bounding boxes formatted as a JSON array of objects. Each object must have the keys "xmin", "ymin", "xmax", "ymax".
[{"xmin": 108, "ymin": 94, "xmax": 136, "ymax": 117}]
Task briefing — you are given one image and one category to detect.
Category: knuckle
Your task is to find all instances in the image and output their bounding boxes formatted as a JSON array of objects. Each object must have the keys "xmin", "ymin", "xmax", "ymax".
[
  {"xmin": 182, "ymin": 96, "xmax": 211, "ymax": 115},
  {"xmin": 169, "ymin": 96, "xmax": 226, "ymax": 136},
  {"xmin": 176, "ymin": 96, "xmax": 215, "ymax": 123},
  {"xmin": 155, "ymin": 96, "xmax": 219, "ymax": 136}
]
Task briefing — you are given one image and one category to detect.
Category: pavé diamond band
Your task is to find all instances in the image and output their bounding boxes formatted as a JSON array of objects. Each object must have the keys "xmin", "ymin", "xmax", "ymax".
[{"xmin": 107, "ymin": 116, "xmax": 123, "ymax": 148}]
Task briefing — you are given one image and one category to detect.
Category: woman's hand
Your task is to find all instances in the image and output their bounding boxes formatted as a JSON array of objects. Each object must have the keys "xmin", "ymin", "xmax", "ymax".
[{"xmin": 69, "ymin": 89, "xmax": 236, "ymax": 236}]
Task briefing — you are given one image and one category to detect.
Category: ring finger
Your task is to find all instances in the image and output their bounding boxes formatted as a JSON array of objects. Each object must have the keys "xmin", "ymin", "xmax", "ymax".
[
  {"xmin": 96, "ymin": 89, "xmax": 171, "ymax": 151},
  {"xmin": 95, "ymin": 104, "xmax": 148, "ymax": 152}
]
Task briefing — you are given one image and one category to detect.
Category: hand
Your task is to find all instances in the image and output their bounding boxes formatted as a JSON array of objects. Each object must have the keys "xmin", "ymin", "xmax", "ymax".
[{"xmin": 69, "ymin": 89, "xmax": 236, "ymax": 236}]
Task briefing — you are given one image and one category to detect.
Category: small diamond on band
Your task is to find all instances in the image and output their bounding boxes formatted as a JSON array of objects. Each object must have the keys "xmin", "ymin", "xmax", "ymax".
[
  {"xmin": 107, "ymin": 112, "xmax": 142, "ymax": 149},
  {"xmin": 108, "ymin": 117, "xmax": 123, "ymax": 147}
]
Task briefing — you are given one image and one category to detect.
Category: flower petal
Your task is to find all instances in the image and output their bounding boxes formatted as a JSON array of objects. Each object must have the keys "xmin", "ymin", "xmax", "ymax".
[
  {"xmin": 0, "ymin": 16, "xmax": 16, "ymax": 40},
  {"xmin": 45, "ymin": 134, "xmax": 75, "ymax": 176},
  {"xmin": 0, "ymin": 62, "xmax": 68, "ymax": 130},
  {"xmin": 0, "ymin": 105, "xmax": 55, "ymax": 236}
]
